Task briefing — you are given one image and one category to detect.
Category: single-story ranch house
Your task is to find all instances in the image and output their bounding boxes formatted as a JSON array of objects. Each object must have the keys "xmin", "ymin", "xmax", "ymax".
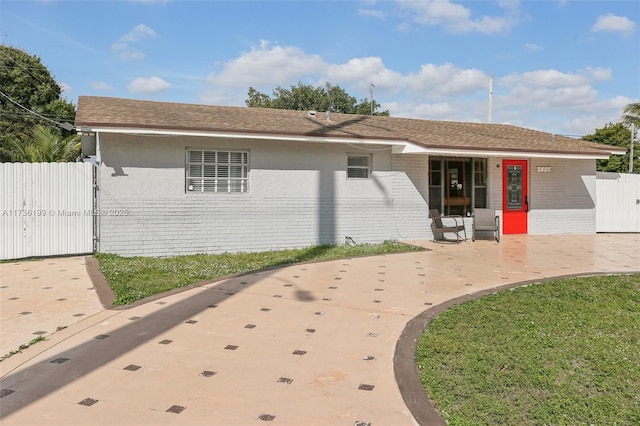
[{"xmin": 75, "ymin": 96, "xmax": 625, "ymax": 257}]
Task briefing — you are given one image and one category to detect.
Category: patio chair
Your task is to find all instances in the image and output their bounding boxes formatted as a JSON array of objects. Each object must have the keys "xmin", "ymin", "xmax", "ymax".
[
  {"xmin": 472, "ymin": 208, "xmax": 500, "ymax": 242},
  {"xmin": 430, "ymin": 209, "xmax": 467, "ymax": 243}
]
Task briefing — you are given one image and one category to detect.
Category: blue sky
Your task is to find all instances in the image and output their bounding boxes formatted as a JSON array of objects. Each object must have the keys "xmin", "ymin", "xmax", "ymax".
[{"xmin": 1, "ymin": 0, "xmax": 638, "ymax": 136}]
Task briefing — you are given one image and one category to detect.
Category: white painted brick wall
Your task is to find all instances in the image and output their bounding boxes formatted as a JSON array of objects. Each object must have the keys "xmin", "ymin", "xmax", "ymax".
[
  {"xmin": 528, "ymin": 158, "xmax": 596, "ymax": 234},
  {"xmin": 391, "ymin": 154, "xmax": 431, "ymax": 240},
  {"xmin": 96, "ymin": 134, "xmax": 600, "ymax": 256},
  {"xmin": 97, "ymin": 195, "xmax": 411, "ymax": 256},
  {"xmin": 97, "ymin": 136, "xmax": 432, "ymax": 256}
]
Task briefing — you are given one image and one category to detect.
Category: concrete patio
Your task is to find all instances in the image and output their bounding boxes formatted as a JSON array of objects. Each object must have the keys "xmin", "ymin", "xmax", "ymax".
[{"xmin": 1, "ymin": 234, "xmax": 639, "ymax": 425}]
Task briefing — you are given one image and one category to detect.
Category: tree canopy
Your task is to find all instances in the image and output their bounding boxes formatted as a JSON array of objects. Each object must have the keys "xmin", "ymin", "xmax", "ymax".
[
  {"xmin": 245, "ymin": 82, "xmax": 390, "ymax": 116},
  {"xmin": 622, "ymin": 102, "xmax": 640, "ymax": 129},
  {"xmin": 583, "ymin": 122, "xmax": 638, "ymax": 173},
  {"xmin": 0, "ymin": 45, "xmax": 77, "ymax": 162}
]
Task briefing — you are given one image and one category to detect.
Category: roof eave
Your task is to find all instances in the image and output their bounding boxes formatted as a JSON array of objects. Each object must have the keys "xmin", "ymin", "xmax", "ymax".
[
  {"xmin": 78, "ymin": 123, "xmax": 620, "ymax": 160},
  {"xmin": 409, "ymin": 146, "xmax": 616, "ymax": 160},
  {"xmin": 394, "ymin": 141, "xmax": 620, "ymax": 159},
  {"xmin": 77, "ymin": 124, "xmax": 409, "ymax": 148}
]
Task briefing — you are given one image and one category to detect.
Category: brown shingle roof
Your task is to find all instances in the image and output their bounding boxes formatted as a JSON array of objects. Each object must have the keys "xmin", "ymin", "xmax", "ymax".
[{"xmin": 75, "ymin": 96, "xmax": 622, "ymax": 157}]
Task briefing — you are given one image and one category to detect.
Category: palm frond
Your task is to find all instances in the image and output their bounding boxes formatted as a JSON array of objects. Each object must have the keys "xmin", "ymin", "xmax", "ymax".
[
  {"xmin": 622, "ymin": 102, "xmax": 640, "ymax": 128},
  {"xmin": 2, "ymin": 125, "xmax": 81, "ymax": 162}
]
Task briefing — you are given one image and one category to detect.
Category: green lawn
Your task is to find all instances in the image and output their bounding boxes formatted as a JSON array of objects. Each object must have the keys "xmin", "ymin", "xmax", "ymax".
[
  {"xmin": 96, "ymin": 241, "xmax": 422, "ymax": 305},
  {"xmin": 416, "ymin": 274, "xmax": 640, "ymax": 425}
]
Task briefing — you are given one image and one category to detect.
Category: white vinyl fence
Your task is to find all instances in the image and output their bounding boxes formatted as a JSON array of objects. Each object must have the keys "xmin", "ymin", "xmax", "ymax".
[
  {"xmin": 1, "ymin": 162, "xmax": 94, "ymax": 260},
  {"xmin": 596, "ymin": 172, "xmax": 640, "ymax": 233}
]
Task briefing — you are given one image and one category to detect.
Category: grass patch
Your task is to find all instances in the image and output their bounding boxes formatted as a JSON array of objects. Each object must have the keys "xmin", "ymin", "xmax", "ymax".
[
  {"xmin": 96, "ymin": 241, "xmax": 421, "ymax": 305},
  {"xmin": 416, "ymin": 274, "xmax": 640, "ymax": 425}
]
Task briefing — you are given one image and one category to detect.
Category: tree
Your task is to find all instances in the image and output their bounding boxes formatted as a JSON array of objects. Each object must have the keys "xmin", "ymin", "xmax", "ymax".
[
  {"xmin": 583, "ymin": 122, "xmax": 639, "ymax": 173},
  {"xmin": 245, "ymin": 87, "xmax": 273, "ymax": 108},
  {"xmin": 0, "ymin": 45, "xmax": 76, "ymax": 162},
  {"xmin": 245, "ymin": 82, "xmax": 390, "ymax": 116},
  {"xmin": 622, "ymin": 102, "xmax": 640, "ymax": 128},
  {"xmin": 0, "ymin": 124, "xmax": 80, "ymax": 162}
]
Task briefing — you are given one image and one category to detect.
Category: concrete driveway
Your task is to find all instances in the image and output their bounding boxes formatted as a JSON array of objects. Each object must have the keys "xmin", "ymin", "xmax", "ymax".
[{"xmin": 1, "ymin": 234, "xmax": 639, "ymax": 425}]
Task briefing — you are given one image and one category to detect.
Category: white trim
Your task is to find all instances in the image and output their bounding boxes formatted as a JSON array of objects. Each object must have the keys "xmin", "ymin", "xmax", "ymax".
[
  {"xmin": 83, "ymin": 126, "xmax": 619, "ymax": 160},
  {"xmin": 83, "ymin": 126, "xmax": 406, "ymax": 147},
  {"xmin": 407, "ymin": 147, "xmax": 616, "ymax": 160}
]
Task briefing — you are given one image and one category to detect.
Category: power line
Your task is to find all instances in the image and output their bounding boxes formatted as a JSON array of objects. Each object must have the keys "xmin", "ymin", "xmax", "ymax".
[
  {"xmin": 0, "ymin": 89, "xmax": 74, "ymax": 130},
  {"xmin": 0, "ymin": 109, "xmax": 76, "ymax": 121},
  {"xmin": 0, "ymin": 108, "xmax": 76, "ymax": 120}
]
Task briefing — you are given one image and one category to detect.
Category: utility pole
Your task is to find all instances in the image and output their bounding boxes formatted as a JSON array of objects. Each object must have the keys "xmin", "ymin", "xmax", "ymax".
[
  {"xmin": 630, "ymin": 124, "xmax": 635, "ymax": 173},
  {"xmin": 488, "ymin": 75, "xmax": 493, "ymax": 124}
]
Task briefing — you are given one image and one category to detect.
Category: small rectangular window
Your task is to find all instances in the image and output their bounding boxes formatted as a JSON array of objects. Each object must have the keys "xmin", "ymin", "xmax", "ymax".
[
  {"xmin": 347, "ymin": 155, "xmax": 371, "ymax": 179},
  {"xmin": 186, "ymin": 149, "xmax": 249, "ymax": 193}
]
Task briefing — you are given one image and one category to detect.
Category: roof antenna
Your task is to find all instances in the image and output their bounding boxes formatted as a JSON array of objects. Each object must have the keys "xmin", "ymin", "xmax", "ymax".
[{"xmin": 369, "ymin": 82, "xmax": 375, "ymax": 116}]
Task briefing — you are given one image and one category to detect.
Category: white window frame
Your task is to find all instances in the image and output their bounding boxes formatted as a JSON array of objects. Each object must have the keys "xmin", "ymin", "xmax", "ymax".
[
  {"xmin": 186, "ymin": 149, "xmax": 249, "ymax": 193},
  {"xmin": 347, "ymin": 154, "xmax": 371, "ymax": 179}
]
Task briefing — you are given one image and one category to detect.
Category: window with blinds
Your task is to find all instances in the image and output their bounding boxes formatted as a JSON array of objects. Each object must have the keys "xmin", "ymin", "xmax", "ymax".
[
  {"xmin": 186, "ymin": 150, "xmax": 249, "ymax": 193},
  {"xmin": 347, "ymin": 155, "xmax": 371, "ymax": 179}
]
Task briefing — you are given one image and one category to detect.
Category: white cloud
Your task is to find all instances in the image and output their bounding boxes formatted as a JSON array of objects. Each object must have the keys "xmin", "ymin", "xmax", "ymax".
[
  {"xmin": 558, "ymin": 94, "xmax": 637, "ymax": 135},
  {"xmin": 591, "ymin": 14, "xmax": 636, "ymax": 37},
  {"xmin": 127, "ymin": 76, "xmax": 170, "ymax": 94},
  {"xmin": 201, "ymin": 41, "xmax": 488, "ymax": 106},
  {"xmin": 199, "ymin": 40, "xmax": 626, "ymax": 135},
  {"xmin": 599, "ymin": 95, "xmax": 636, "ymax": 111},
  {"xmin": 500, "ymin": 67, "xmax": 611, "ymax": 90},
  {"xmin": 524, "ymin": 43, "xmax": 542, "ymax": 52},
  {"xmin": 405, "ymin": 63, "xmax": 487, "ymax": 99},
  {"xmin": 205, "ymin": 40, "xmax": 326, "ymax": 88},
  {"xmin": 326, "ymin": 57, "xmax": 403, "ymax": 89},
  {"xmin": 500, "ymin": 69, "xmax": 599, "ymax": 110},
  {"xmin": 90, "ymin": 81, "xmax": 114, "ymax": 91},
  {"xmin": 120, "ymin": 24, "xmax": 157, "ymax": 43},
  {"xmin": 493, "ymin": 68, "xmax": 625, "ymax": 134},
  {"xmin": 111, "ymin": 24, "xmax": 158, "ymax": 60},
  {"xmin": 584, "ymin": 67, "xmax": 613, "ymax": 82},
  {"xmin": 396, "ymin": 0, "xmax": 521, "ymax": 34}
]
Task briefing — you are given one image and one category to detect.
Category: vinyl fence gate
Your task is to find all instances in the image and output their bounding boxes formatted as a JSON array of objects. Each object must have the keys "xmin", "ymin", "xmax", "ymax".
[
  {"xmin": 596, "ymin": 172, "xmax": 640, "ymax": 233},
  {"xmin": 1, "ymin": 162, "xmax": 95, "ymax": 260}
]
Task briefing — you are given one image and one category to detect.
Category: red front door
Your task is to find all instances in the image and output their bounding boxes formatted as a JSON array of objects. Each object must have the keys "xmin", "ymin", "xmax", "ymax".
[{"xmin": 502, "ymin": 159, "xmax": 528, "ymax": 234}]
